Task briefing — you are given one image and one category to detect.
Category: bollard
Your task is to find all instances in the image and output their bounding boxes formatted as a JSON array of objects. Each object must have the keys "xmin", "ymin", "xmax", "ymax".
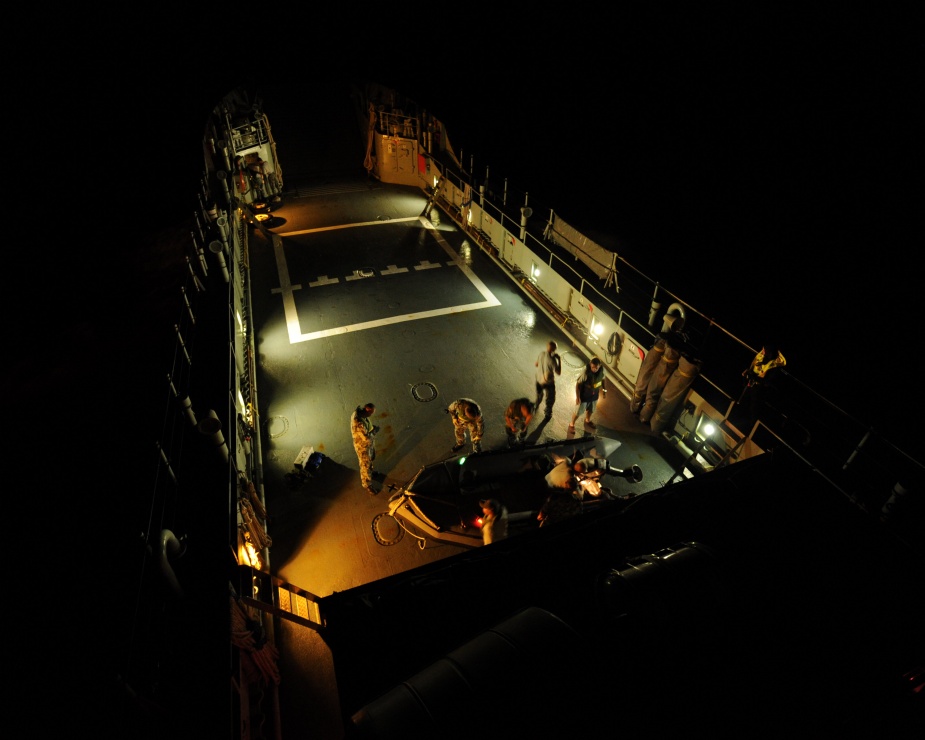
[
  {"xmin": 217, "ymin": 141, "xmax": 230, "ymax": 172},
  {"xmin": 520, "ymin": 206, "xmax": 532, "ymax": 242},
  {"xmin": 180, "ymin": 396, "xmax": 197, "ymax": 426},
  {"xmin": 198, "ymin": 409, "xmax": 229, "ymax": 464},
  {"xmin": 881, "ymin": 481, "xmax": 908, "ymax": 522},
  {"xmin": 157, "ymin": 529, "xmax": 186, "ymax": 600},
  {"xmin": 216, "ymin": 170, "xmax": 232, "ymax": 206},
  {"xmin": 209, "ymin": 240, "xmax": 230, "ymax": 283}
]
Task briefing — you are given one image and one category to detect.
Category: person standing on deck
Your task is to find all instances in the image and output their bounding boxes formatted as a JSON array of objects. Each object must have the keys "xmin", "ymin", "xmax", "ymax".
[
  {"xmin": 737, "ymin": 343, "xmax": 787, "ymax": 428},
  {"xmin": 351, "ymin": 402, "xmax": 379, "ymax": 494},
  {"xmin": 479, "ymin": 498, "xmax": 509, "ymax": 545},
  {"xmin": 535, "ymin": 341, "xmax": 562, "ymax": 419},
  {"xmin": 569, "ymin": 357, "xmax": 606, "ymax": 432},
  {"xmin": 447, "ymin": 398, "xmax": 484, "ymax": 453},
  {"xmin": 504, "ymin": 398, "xmax": 535, "ymax": 447}
]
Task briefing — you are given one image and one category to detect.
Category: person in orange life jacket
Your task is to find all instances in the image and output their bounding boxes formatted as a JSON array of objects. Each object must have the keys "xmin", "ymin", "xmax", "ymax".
[
  {"xmin": 447, "ymin": 398, "xmax": 484, "ymax": 453},
  {"xmin": 504, "ymin": 397, "xmax": 535, "ymax": 448},
  {"xmin": 569, "ymin": 357, "xmax": 606, "ymax": 431},
  {"xmin": 571, "ymin": 456, "xmax": 614, "ymax": 498},
  {"xmin": 738, "ymin": 343, "xmax": 786, "ymax": 427}
]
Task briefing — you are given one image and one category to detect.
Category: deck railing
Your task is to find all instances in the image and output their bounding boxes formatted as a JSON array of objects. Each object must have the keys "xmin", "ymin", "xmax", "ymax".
[{"xmin": 408, "ymin": 140, "xmax": 922, "ymax": 539}]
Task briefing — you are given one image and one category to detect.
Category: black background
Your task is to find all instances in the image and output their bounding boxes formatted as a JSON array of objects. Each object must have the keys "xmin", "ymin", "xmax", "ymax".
[
  {"xmin": 59, "ymin": 7, "xmax": 919, "ymax": 444},
  {"xmin": 8, "ymin": 6, "xmax": 921, "ymax": 734}
]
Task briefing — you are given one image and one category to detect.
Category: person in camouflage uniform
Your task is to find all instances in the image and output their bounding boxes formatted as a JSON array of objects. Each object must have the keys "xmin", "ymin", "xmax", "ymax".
[
  {"xmin": 447, "ymin": 398, "xmax": 484, "ymax": 453},
  {"xmin": 351, "ymin": 402, "xmax": 379, "ymax": 494}
]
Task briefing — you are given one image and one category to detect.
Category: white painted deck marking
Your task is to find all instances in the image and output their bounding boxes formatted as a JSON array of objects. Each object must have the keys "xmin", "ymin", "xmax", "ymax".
[
  {"xmin": 279, "ymin": 216, "xmax": 420, "ymax": 237},
  {"xmin": 269, "ymin": 233, "xmax": 302, "ymax": 337},
  {"xmin": 308, "ymin": 275, "xmax": 338, "ymax": 287},
  {"xmin": 345, "ymin": 271, "xmax": 374, "ymax": 282},
  {"xmin": 271, "ymin": 216, "xmax": 500, "ymax": 344}
]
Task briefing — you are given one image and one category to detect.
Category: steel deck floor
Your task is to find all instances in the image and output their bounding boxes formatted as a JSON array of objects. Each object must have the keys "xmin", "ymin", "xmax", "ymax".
[
  {"xmin": 237, "ymin": 76, "xmax": 924, "ymax": 739},
  {"xmin": 249, "ymin": 176, "xmax": 683, "ymax": 737}
]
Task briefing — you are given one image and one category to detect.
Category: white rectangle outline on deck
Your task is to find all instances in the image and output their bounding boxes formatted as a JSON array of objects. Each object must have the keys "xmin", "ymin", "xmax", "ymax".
[{"xmin": 272, "ymin": 216, "xmax": 501, "ymax": 344}]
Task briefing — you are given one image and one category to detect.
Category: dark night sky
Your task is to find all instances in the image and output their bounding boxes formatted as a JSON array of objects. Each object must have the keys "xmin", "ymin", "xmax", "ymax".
[
  {"xmin": 396, "ymin": 11, "xmax": 919, "ymax": 413},
  {"xmin": 10, "ymin": 8, "xmax": 920, "ymax": 734},
  {"xmin": 118, "ymin": 7, "xmax": 919, "ymax": 444},
  {"xmin": 13, "ymin": 8, "xmax": 920, "ymax": 445},
  {"xmin": 427, "ymin": 14, "xmax": 919, "ymax": 447}
]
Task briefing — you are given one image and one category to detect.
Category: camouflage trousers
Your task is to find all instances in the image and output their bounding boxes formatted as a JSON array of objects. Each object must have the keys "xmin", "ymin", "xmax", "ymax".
[
  {"xmin": 452, "ymin": 417, "xmax": 483, "ymax": 447},
  {"xmin": 353, "ymin": 439, "xmax": 375, "ymax": 487}
]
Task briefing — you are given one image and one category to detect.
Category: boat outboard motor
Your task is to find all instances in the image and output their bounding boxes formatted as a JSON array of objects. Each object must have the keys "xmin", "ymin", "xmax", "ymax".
[{"xmin": 604, "ymin": 462, "xmax": 644, "ymax": 483}]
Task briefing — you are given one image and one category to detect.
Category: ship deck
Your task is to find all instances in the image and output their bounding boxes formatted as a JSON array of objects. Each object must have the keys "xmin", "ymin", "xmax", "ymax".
[
  {"xmin": 248, "ymin": 171, "xmax": 685, "ymax": 736},
  {"xmin": 239, "ymin": 78, "xmax": 923, "ymax": 738}
]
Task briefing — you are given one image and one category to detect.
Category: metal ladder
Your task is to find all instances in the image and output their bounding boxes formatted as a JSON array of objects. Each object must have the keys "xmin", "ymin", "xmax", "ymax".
[{"xmin": 669, "ymin": 423, "xmax": 747, "ymax": 483}]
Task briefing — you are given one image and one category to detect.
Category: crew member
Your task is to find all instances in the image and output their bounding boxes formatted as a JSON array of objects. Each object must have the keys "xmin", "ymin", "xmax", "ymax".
[
  {"xmin": 535, "ymin": 340, "xmax": 562, "ymax": 418},
  {"xmin": 504, "ymin": 397, "xmax": 535, "ymax": 447},
  {"xmin": 479, "ymin": 498, "xmax": 509, "ymax": 544},
  {"xmin": 569, "ymin": 357, "xmax": 606, "ymax": 431},
  {"xmin": 544, "ymin": 454, "xmax": 581, "ymax": 496},
  {"xmin": 738, "ymin": 344, "xmax": 787, "ymax": 427},
  {"xmin": 351, "ymin": 403, "xmax": 379, "ymax": 494},
  {"xmin": 447, "ymin": 398, "xmax": 484, "ymax": 453}
]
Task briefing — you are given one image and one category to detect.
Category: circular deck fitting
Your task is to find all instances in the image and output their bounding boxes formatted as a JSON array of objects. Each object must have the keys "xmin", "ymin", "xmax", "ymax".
[
  {"xmin": 372, "ymin": 513, "xmax": 404, "ymax": 546},
  {"xmin": 266, "ymin": 416, "xmax": 289, "ymax": 438},
  {"xmin": 411, "ymin": 382, "xmax": 438, "ymax": 402}
]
